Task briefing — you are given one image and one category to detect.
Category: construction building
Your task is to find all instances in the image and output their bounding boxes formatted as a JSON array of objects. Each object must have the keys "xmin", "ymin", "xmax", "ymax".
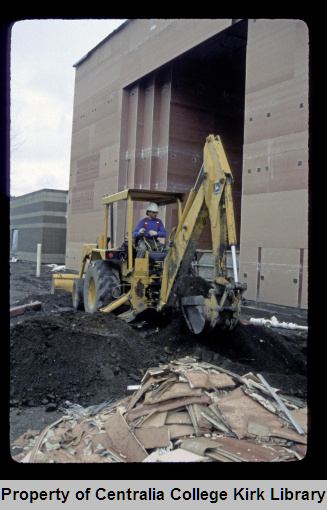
[
  {"xmin": 10, "ymin": 189, "xmax": 68, "ymax": 264},
  {"xmin": 65, "ymin": 19, "xmax": 309, "ymax": 312}
]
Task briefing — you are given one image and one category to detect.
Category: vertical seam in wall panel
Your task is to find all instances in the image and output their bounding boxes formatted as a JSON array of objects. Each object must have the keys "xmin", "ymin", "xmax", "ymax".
[
  {"xmin": 256, "ymin": 246, "xmax": 261, "ymax": 302},
  {"xmin": 298, "ymin": 248, "xmax": 304, "ymax": 308}
]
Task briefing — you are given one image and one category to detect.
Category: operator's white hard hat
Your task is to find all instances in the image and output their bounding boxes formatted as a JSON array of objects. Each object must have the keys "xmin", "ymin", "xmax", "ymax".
[{"xmin": 147, "ymin": 202, "xmax": 159, "ymax": 212}]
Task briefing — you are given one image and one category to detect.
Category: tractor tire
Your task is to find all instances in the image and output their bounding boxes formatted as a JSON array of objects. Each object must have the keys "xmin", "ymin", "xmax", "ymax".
[
  {"xmin": 83, "ymin": 260, "xmax": 121, "ymax": 313},
  {"xmin": 72, "ymin": 278, "xmax": 84, "ymax": 310}
]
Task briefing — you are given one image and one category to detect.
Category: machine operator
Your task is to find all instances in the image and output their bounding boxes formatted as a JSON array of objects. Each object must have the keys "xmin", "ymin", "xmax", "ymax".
[{"xmin": 132, "ymin": 202, "xmax": 169, "ymax": 258}]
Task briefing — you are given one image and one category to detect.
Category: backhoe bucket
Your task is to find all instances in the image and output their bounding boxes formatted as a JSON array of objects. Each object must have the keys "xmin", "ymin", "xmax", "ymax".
[
  {"xmin": 181, "ymin": 295, "xmax": 209, "ymax": 335},
  {"xmin": 181, "ymin": 282, "xmax": 246, "ymax": 334},
  {"xmin": 51, "ymin": 273, "xmax": 79, "ymax": 294}
]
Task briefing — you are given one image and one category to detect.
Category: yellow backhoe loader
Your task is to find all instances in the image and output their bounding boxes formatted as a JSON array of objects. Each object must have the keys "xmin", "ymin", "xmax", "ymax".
[{"xmin": 52, "ymin": 135, "xmax": 247, "ymax": 334}]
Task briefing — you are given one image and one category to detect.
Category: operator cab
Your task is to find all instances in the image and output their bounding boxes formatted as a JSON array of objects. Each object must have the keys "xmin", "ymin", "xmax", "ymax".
[{"xmin": 102, "ymin": 188, "xmax": 185, "ymax": 271}]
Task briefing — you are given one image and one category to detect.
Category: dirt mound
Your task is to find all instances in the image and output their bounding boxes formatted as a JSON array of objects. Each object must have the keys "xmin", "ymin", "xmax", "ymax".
[
  {"xmin": 10, "ymin": 311, "xmax": 171, "ymax": 408},
  {"xmin": 9, "ymin": 261, "xmax": 308, "ymax": 448},
  {"xmin": 10, "ymin": 305, "xmax": 307, "ymax": 411},
  {"xmin": 145, "ymin": 312, "xmax": 307, "ymax": 395}
]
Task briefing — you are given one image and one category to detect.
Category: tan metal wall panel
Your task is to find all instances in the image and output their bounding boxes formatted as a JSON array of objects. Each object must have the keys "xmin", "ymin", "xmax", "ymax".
[
  {"xmin": 99, "ymin": 145, "xmax": 120, "ymax": 180},
  {"xmin": 238, "ymin": 246, "xmax": 258, "ymax": 302},
  {"xmin": 244, "ymin": 94, "xmax": 308, "ymax": 146},
  {"xmin": 70, "ymin": 129, "xmax": 90, "ymax": 161},
  {"xmin": 118, "ymin": 19, "xmax": 231, "ymax": 88},
  {"xmin": 242, "ymin": 132, "xmax": 308, "ymax": 195},
  {"xmin": 245, "ymin": 20, "xmax": 304, "ymax": 94},
  {"xmin": 66, "ymin": 209, "xmax": 102, "ymax": 242},
  {"xmin": 259, "ymin": 247, "xmax": 301, "ymax": 308},
  {"xmin": 72, "ymin": 84, "xmax": 121, "ymax": 134},
  {"xmin": 239, "ymin": 19, "xmax": 309, "ymax": 310},
  {"xmin": 301, "ymin": 249, "xmax": 308, "ymax": 310},
  {"xmin": 244, "ymin": 72, "xmax": 308, "ymax": 120},
  {"xmin": 241, "ymin": 190, "xmax": 308, "ymax": 249}
]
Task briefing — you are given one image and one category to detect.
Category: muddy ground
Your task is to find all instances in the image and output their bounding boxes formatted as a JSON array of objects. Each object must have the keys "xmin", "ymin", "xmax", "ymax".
[{"xmin": 8, "ymin": 260, "xmax": 308, "ymax": 455}]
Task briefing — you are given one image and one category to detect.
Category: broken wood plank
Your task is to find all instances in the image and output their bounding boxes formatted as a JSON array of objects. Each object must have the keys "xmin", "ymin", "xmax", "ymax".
[
  {"xmin": 10, "ymin": 301, "xmax": 42, "ymax": 317},
  {"xmin": 257, "ymin": 374, "xmax": 305, "ymax": 435},
  {"xmin": 179, "ymin": 437, "xmax": 223, "ymax": 457},
  {"xmin": 247, "ymin": 420, "xmax": 270, "ymax": 437},
  {"xmin": 205, "ymin": 451, "xmax": 233, "ymax": 462},
  {"xmin": 186, "ymin": 371, "xmax": 236, "ymax": 390},
  {"xmin": 157, "ymin": 448, "xmax": 212, "ymax": 462},
  {"xmin": 81, "ymin": 454, "xmax": 114, "ymax": 463},
  {"xmin": 187, "ymin": 404, "xmax": 212, "ymax": 436},
  {"xmin": 91, "ymin": 432, "xmax": 115, "ymax": 453},
  {"xmin": 165, "ymin": 411, "xmax": 192, "ymax": 425},
  {"xmin": 210, "ymin": 436, "xmax": 283, "ymax": 462},
  {"xmin": 290, "ymin": 407, "xmax": 307, "ymax": 433},
  {"xmin": 168, "ymin": 424, "xmax": 195, "ymax": 439},
  {"xmin": 137, "ymin": 411, "xmax": 167, "ymax": 428},
  {"xmin": 148, "ymin": 375, "xmax": 179, "ymax": 401},
  {"xmin": 43, "ymin": 449, "xmax": 76, "ymax": 463},
  {"xmin": 126, "ymin": 376, "xmax": 159, "ymax": 411},
  {"xmin": 125, "ymin": 393, "xmax": 212, "ymax": 422},
  {"xmin": 144, "ymin": 382, "xmax": 202, "ymax": 404},
  {"xmin": 104, "ymin": 411, "xmax": 148, "ymax": 462},
  {"xmin": 217, "ymin": 387, "xmax": 282, "ymax": 439},
  {"xmin": 206, "ymin": 403, "xmax": 235, "ymax": 435},
  {"xmin": 141, "ymin": 366, "xmax": 170, "ymax": 384},
  {"xmin": 269, "ymin": 427, "xmax": 307, "ymax": 444},
  {"xmin": 134, "ymin": 426, "xmax": 170, "ymax": 449}
]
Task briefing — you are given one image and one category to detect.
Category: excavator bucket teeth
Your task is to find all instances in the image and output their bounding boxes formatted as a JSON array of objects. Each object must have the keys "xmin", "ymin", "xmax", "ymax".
[{"xmin": 181, "ymin": 295, "xmax": 208, "ymax": 335}]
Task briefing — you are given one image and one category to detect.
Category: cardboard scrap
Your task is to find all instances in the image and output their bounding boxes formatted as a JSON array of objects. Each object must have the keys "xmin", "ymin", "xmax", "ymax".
[{"xmin": 11, "ymin": 359, "xmax": 306, "ymax": 464}]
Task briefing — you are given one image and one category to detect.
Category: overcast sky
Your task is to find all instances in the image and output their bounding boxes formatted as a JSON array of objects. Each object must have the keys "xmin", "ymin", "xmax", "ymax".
[{"xmin": 10, "ymin": 18, "xmax": 127, "ymax": 197}]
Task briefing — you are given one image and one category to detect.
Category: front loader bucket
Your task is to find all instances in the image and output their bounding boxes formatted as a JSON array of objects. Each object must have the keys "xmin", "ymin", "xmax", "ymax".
[{"xmin": 51, "ymin": 273, "xmax": 79, "ymax": 294}]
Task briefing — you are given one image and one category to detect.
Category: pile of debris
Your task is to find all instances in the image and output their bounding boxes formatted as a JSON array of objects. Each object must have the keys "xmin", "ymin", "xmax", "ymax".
[{"xmin": 11, "ymin": 357, "xmax": 307, "ymax": 463}]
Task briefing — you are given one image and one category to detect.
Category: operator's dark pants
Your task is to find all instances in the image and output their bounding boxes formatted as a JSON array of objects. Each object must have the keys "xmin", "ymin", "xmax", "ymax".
[{"xmin": 136, "ymin": 237, "xmax": 169, "ymax": 258}]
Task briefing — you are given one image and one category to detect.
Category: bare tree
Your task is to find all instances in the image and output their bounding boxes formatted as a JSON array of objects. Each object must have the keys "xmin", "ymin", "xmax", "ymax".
[{"xmin": 10, "ymin": 113, "xmax": 25, "ymax": 196}]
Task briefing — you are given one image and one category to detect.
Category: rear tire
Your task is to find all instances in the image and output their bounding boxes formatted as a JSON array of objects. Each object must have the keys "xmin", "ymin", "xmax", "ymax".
[
  {"xmin": 72, "ymin": 278, "xmax": 84, "ymax": 310},
  {"xmin": 83, "ymin": 260, "xmax": 121, "ymax": 313}
]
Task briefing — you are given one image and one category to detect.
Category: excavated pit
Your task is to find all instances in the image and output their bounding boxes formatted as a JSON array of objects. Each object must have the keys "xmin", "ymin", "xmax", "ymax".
[{"xmin": 9, "ymin": 261, "xmax": 308, "ymax": 445}]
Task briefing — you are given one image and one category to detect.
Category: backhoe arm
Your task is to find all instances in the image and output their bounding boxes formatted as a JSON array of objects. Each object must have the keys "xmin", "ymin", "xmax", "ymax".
[{"xmin": 159, "ymin": 134, "xmax": 246, "ymax": 333}]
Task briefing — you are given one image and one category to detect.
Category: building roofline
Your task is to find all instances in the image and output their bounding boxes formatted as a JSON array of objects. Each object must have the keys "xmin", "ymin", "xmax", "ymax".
[{"xmin": 73, "ymin": 19, "xmax": 130, "ymax": 68}]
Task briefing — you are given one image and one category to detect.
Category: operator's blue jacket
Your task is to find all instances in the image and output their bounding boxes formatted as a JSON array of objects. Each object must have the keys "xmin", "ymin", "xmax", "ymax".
[{"xmin": 132, "ymin": 217, "xmax": 167, "ymax": 239}]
